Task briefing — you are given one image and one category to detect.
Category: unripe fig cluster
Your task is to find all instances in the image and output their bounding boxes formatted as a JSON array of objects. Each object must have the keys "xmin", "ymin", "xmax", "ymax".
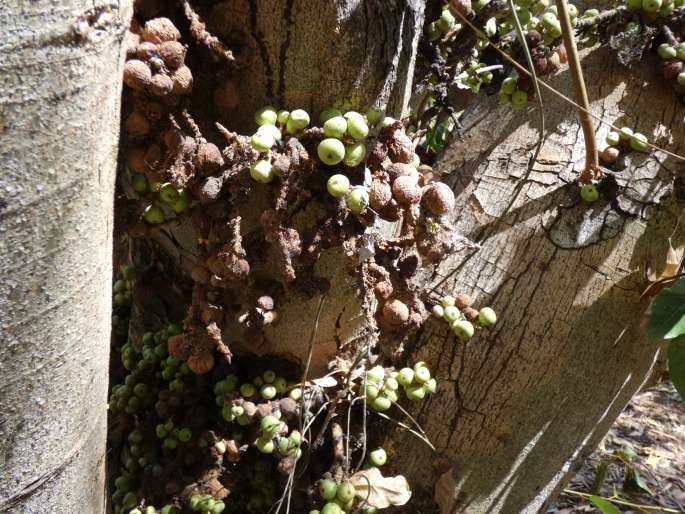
[
  {"xmin": 431, "ymin": 293, "xmax": 497, "ymax": 340},
  {"xmin": 363, "ymin": 362, "xmax": 437, "ymax": 411},
  {"xmin": 598, "ymin": 125, "xmax": 650, "ymax": 169}
]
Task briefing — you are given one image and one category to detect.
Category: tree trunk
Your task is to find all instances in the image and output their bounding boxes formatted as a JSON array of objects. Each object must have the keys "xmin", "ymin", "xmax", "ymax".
[
  {"xmin": 205, "ymin": 0, "xmax": 425, "ymax": 131},
  {"xmin": 0, "ymin": 2, "xmax": 132, "ymax": 513},
  {"xmin": 126, "ymin": 4, "xmax": 678, "ymax": 514},
  {"xmin": 149, "ymin": 0, "xmax": 426, "ymax": 375},
  {"xmin": 386, "ymin": 46, "xmax": 680, "ymax": 513}
]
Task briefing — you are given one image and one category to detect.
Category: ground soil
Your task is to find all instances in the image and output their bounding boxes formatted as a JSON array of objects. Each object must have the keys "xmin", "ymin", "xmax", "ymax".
[{"xmin": 548, "ymin": 382, "xmax": 685, "ymax": 513}]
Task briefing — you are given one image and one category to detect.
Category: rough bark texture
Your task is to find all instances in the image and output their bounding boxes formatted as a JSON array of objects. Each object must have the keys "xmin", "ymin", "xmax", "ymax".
[
  {"xmin": 205, "ymin": 0, "xmax": 425, "ymax": 130},
  {"xmin": 387, "ymin": 46, "xmax": 683, "ymax": 513},
  {"xmin": 0, "ymin": 2, "xmax": 132, "ymax": 513},
  {"xmin": 149, "ymin": 0, "xmax": 425, "ymax": 376}
]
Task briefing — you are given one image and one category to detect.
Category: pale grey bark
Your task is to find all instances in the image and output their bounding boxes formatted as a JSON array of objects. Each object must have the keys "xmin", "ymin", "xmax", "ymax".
[
  {"xmin": 0, "ymin": 2, "xmax": 132, "ymax": 513},
  {"xmin": 389, "ymin": 46, "xmax": 680, "ymax": 513}
]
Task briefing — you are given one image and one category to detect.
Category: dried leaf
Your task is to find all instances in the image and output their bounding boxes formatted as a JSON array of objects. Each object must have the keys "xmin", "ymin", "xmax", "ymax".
[
  {"xmin": 350, "ymin": 467, "xmax": 412, "ymax": 508},
  {"xmin": 648, "ymin": 238, "xmax": 682, "ymax": 282},
  {"xmin": 309, "ymin": 375, "xmax": 338, "ymax": 388},
  {"xmin": 434, "ymin": 467, "xmax": 458, "ymax": 514}
]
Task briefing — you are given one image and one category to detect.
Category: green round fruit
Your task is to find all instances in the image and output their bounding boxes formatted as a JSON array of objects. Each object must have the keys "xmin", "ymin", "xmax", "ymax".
[
  {"xmin": 261, "ymin": 384, "xmax": 277, "ymax": 400},
  {"xmin": 441, "ymin": 295, "xmax": 456, "ymax": 307},
  {"xmin": 277, "ymin": 110, "xmax": 290, "ymax": 125},
  {"xmin": 381, "ymin": 116, "xmax": 396, "ymax": 128},
  {"xmin": 250, "ymin": 160, "xmax": 274, "ymax": 183},
  {"xmin": 255, "ymin": 106, "xmax": 278, "ymax": 126},
  {"xmin": 177, "ymin": 428, "xmax": 192, "ymax": 442},
  {"xmin": 384, "ymin": 377, "xmax": 399, "ymax": 391},
  {"xmin": 630, "ymin": 132, "xmax": 649, "ymax": 152},
  {"xmin": 320, "ymin": 108, "xmax": 342, "ymax": 123},
  {"xmin": 319, "ymin": 479, "xmax": 338, "ymax": 500},
  {"xmin": 619, "ymin": 126, "xmax": 633, "ymax": 140},
  {"xmin": 626, "ymin": 0, "xmax": 642, "ymax": 9},
  {"xmin": 253, "ymin": 376, "xmax": 264, "ymax": 387},
  {"xmin": 260, "ymin": 415, "xmax": 281, "ymax": 436},
  {"xmin": 478, "ymin": 307, "xmax": 497, "ymax": 327},
  {"xmin": 580, "ymin": 183, "xmax": 599, "ymax": 203},
  {"xmin": 122, "ymin": 492, "xmax": 138, "ymax": 509},
  {"xmin": 143, "ymin": 204, "xmax": 165, "ymax": 224},
  {"xmin": 367, "ymin": 365, "xmax": 385, "ymax": 383},
  {"xmin": 501, "ymin": 77, "xmax": 518, "ymax": 95},
  {"xmin": 405, "ymin": 384, "xmax": 426, "ymax": 401},
  {"xmin": 318, "ymin": 138, "xmax": 346, "ymax": 165},
  {"xmin": 337, "ymin": 481, "xmax": 356, "ymax": 503},
  {"xmin": 443, "ymin": 305, "xmax": 461, "ymax": 323},
  {"xmin": 240, "ymin": 383, "xmax": 257, "ymax": 397},
  {"xmin": 414, "ymin": 366, "xmax": 431, "ymax": 383},
  {"xmin": 256, "ymin": 437, "xmax": 275, "ymax": 454},
  {"xmin": 343, "ymin": 142, "xmax": 366, "ymax": 167},
  {"xmin": 372, "ymin": 396, "xmax": 392, "ymax": 411},
  {"xmin": 347, "ymin": 187, "xmax": 368, "ymax": 213},
  {"xmin": 605, "ymin": 131, "xmax": 621, "ymax": 147},
  {"xmin": 286, "ymin": 109, "xmax": 310, "ymax": 134},
  {"xmin": 257, "ymin": 123, "xmax": 282, "ymax": 141},
  {"xmin": 452, "ymin": 319, "xmax": 475, "ymax": 339},
  {"xmin": 369, "ymin": 447, "xmax": 387, "ymax": 466},
  {"xmin": 212, "ymin": 501, "xmax": 226, "ymax": 514},
  {"xmin": 678, "ymin": 72, "xmax": 685, "ymax": 86},
  {"xmin": 397, "ymin": 368, "xmax": 415, "ymax": 386},
  {"xmin": 262, "ymin": 369, "xmax": 276, "ymax": 383},
  {"xmin": 327, "ymin": 174, "xmax": 351, "ymax": 198},
  {"xmin": 344, "ymin": 111, "xmax": 369, "ymax": 139},
  {"xmin": 289, "ymin": 387, "xmax": 302, "ymax": 401},
  {"xmin": 132, "ymin": 173, "xmax": 148, "ymax": 193},
  {"xmin": 676, "ymin": 42, "xmax": 685, "ymax": 59},
  {"xmin": 274, "ymin": 377, "xmax": 288, "ymax": 394},
  {"xmin": 159, "ymin": 182, "xmax": 179, "ymax": 204},
  {"xmin": 423, "ymin": 378, "xmax": 438, "ymax": 394},
  {"xmin": 511, "ymin": 90, "xmax": 528, "ymax": 109},
  {"xmin": 251, "ymin": 132, "xmax": 275, "ymax": 152},
  {"xmin": 437, "ymin": 9, "xmax": 456, "ymax": 31},
  {"xmin": 365, "ymin": 383, "xmax": 380, "ymax": 400},
  {"xmin": 222, "ymin": 405, "xmax": 234, "ymax": 422},
  {"xmin": 214, "ymin": 441, "xmax": 226, "ymax": 454},
  {"xmin": 432, "ymin": 305, "xmax": 445, "ymax": 318},
  {"xmin": 658, "ymin": 44, "xmax": 677, "ymax": 59},
  {"xmin": 324, "ymin": 116, "xmax": 347, "ymax": 138},
  {"xmin": 321, "ymin": 503, "xmax": 343, "ymax": 514},
  {"xmin": 642, "ymin": 0, "xmax": 662, "ymax": 12}
]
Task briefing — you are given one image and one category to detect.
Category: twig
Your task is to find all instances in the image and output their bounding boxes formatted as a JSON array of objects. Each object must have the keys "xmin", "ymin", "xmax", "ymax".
[
  {"xmin": 562, "ymin": 489, "xmax": 683, "ymax": 513},
  {"xmin": 556, "ymin": 0, "xmax": 600, "ymax": 182},
  {"xmin": 508, "ymin": 0, "xmax": 546, "ymax": 170},
  {"xmin": 180, "ymin": 0, "xmax": 235, "ymax": 63},
  {"xmin": 371, "ymin": 411, "xmax": 436, "ymax": 452}
]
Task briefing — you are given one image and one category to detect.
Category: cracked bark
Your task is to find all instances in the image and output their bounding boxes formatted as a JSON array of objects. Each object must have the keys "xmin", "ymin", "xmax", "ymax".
[
  {"xmin": 385, "ymin": 47, "xmax": 683, "ymax": 513},
  {"xmin": 202, "ymin": 0, "xmax": 426, "ymax": 131},
  {"xmin": 129, "ymin": 5, "xmax": 680, "ymax": 513},
  {"xmin": 0, "ymin": 1, "xmax": 132, "ymax": 512}
]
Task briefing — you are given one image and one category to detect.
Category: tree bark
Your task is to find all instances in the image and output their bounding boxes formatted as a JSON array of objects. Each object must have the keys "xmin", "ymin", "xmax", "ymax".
[
  {"xmin": 125, "ymin": 4, "xmax": 680, "ymax": 514},
  {"xmin": 204, "ymin": 0, "xmax": 425, "ymax": 130},
  {"xmin": 0, "ymin": 2, "xmax": 132, "ymax": 513},
  {"xmin": 386, "ymin": 46, "xmax": 681, "ymax": 513}
]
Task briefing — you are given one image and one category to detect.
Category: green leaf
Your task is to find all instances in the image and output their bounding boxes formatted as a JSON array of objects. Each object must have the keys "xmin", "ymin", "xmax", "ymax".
[
  {"xmin": 668, "ymin": 339, "xmax": 685, "ymax": 401},
  {"xmin": 625, "ymin": 467, "xmax": 653, "ymax": 495},
  {"xmin": 591, "ymin": 461, "xmax": 609, "ymax": 494},
  {"xmin": 588, "ymin": 495, "xmax": 622, "ymax": 514},
  {"xmin": 648, "ymin": 278, "xmax": 685, "ymax": 341}
]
